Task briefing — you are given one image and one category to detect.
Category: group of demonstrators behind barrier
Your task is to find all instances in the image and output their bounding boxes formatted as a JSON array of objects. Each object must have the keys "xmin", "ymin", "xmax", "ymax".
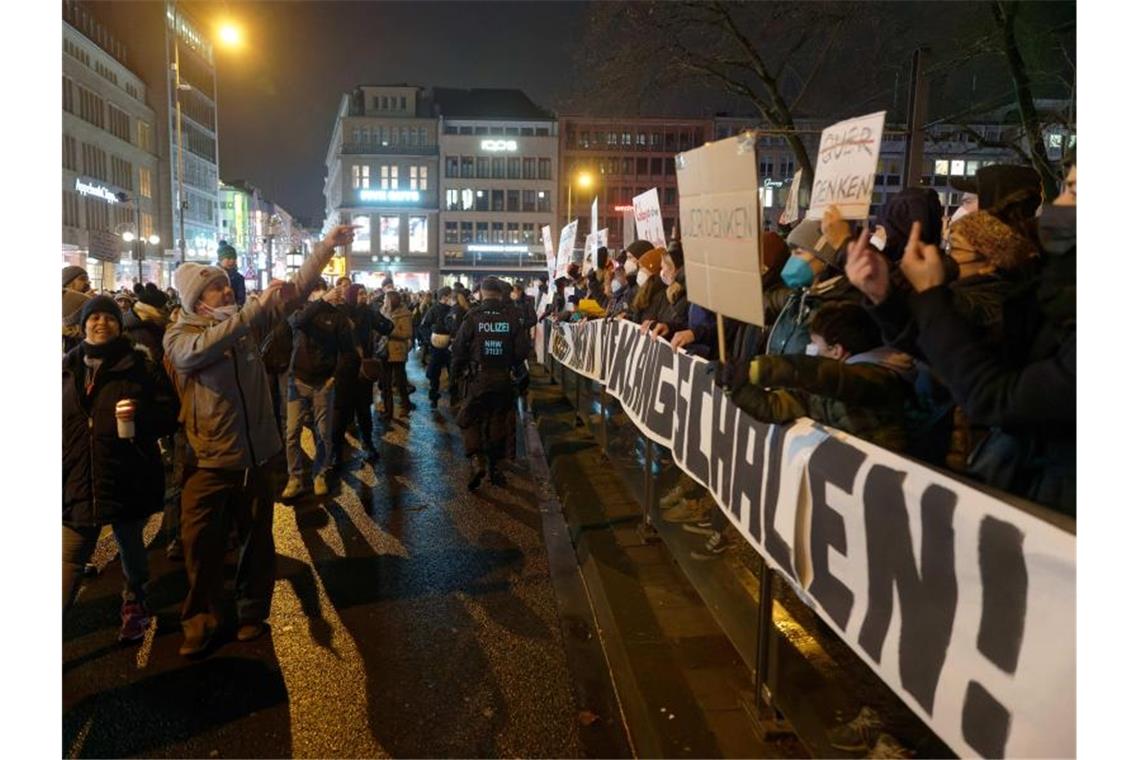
[{"xmin": 62, "ymin": 224, "xmax": 537, "ymax": 658}]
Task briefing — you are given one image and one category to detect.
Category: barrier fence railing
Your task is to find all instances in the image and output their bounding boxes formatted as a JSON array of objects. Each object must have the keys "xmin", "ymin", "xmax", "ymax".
[{"xmin": 535, "ymin": 318, "xmax": 1075, "ymax": 759}]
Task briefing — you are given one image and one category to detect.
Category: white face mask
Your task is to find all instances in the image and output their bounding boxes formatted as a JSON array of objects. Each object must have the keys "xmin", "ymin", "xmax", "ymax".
[
  {"xmin": 660, "ymin": 271, "xmax": 675, "ymax": 286},
  {"xmin": 804, "ymin": 343, "xmax": 820, "ymax": 357},
  {"xmin": 205, "ymin": 303, "xmax": 239, "ymax": 321},
  {"xmin": 636, "ymin": 270, "xmax": 650, "ymax": 287},
  {"xmin": 610, "ymin": 279, "xmax": 622, "ymax": 295},
  {"xmin": 624, "ymin": 258, "xmax": 639, "ymax": 276}
]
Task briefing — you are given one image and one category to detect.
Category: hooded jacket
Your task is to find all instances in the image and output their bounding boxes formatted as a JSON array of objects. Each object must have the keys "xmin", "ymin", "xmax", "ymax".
[
  {"xmin": 765, "ymin": 275, "xmax": 861, "ymax": 356},
  {"xmin": 289, "ymin": 299, "xmax": 355, "ymax": 385},
  {"xmin": 644, "ymin": 270, "xmax": 689, "ymax": 337},
  {"xmin": 732, "ymin": 346, "xmax": 917, "ymax": 452},
  {"xmin": 163, "ymin": 240, "xmax": 335, "ymax": 470},
  {"xmin": 62, "ymin": 337, "xmax": 180, "ymax": 526}
]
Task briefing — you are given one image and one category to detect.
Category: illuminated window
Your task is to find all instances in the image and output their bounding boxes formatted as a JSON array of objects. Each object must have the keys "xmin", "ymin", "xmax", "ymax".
[
  {"xmin": 445, "ymin": 189, "xmax": 459, "ymax": 211},
  {"xmin": 444, "ymin": 222, "xmax": 458, "ymax": 244},
  {"xmin": 492, "ymin": 222, "xmax": 504, "ymax": 243},
  {"xmin": 380, "ymin": 165, "xmax": 397, "ymax": 189},
  {"xmin": 507, "ymin": 222, "xmax": 520, "ymax": 243},
  {"xmin": 408, "ymin": 216, "xmax": 428, "ymax": 253},
  {"xmin": 966, "ymin": 161, "xmax": 979, "ymax": 176},
  {"xmin": 461, "ymin": 188, "xmax": 474, "ymax": 211},
  {"xmin": 352, "ymin": 165, "xmax": 370, "ymax": 189},
  {"xmin": 380, "ymin": 216, "xmax": 400, "ymax": 253},
  {"xmin": 139, "ymin": 167, "xmax": 152, "ymax": 198},
  {"xmin": 352, "ymin": 214, "xmax": 371, "ymax": 252},
  {"xmin": 951, "ymin": 160, "xmax": 965, "ymax": 176},
  {"xmin": 934, "ymin": 160, "xmax": 949, "ymax": 177}
]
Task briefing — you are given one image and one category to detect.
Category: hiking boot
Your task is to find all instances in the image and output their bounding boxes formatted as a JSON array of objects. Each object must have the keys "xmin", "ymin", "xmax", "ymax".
[
  {"xmin": 662, "ymin": 498, "xmax": 709, "ymax": 524},
  {"xmin": 866, "ymin": 733, "xmax": 912, "ymax": 759},
  {"xmin": 281, "ymin": 477, "xmax": 305, "ymax": 499},
  {"xmin": 828, "ymin": 706, "xmax": 884, "ymax": 752},
  {"xmin": 236, "ymin": 621, "xmax": 267, "ymax": 642},
  {"xmin": 118, "ymin": 601, "xmax": 151, "ymax": 643},
  {"xmin": 467, "ymin": 455, "xmax": 487, "ymax": 491},
  {"xmin": 691, "ymin": 531, "xmax": 730, "ymax": 560},
  {"xmin": 165, "ymin": 539, "xmax": 183, "ymax": 562},
  {"xmin": 313, "ymin": 473, "xmax": 329, "ymax": 497}
]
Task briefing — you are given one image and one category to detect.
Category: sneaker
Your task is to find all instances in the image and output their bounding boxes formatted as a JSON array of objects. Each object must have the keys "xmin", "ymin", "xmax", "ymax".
[
  {"xmin": 281, "ymin": 477, "xmax": 305, "ymax": 499},
  {"xmin": 866, "ymin": 733, "xmax": 912, "ymax": 759},
  {"xmin": 662, "ymin": 498, "xmax": 709, "ymax": 524},
  {"xmin": 165, "ymin": 539, "xmax": 183, "ymax": 562},
  {"xmin": 313, "ymin": 474, "xmax": 329, "ymax": 497},
  {"xmin": 691, "ymin": 531, "xmax": 730, "ymax": 559},
  {"xmin": 828, "ymin": 706, "xmax": 884, "ymax": 752},
  {"xmin": 178, "ymin": 624, "xmax": 216, "ymax": 657},
  {"xmin": 118, "ymin": 601, "xmax": 151, "ymax": 643},
  {"xmin": 681, "ymin": 521, "xmax": 717, "ymax": 536},
  {"xmin": 236, "ymin": 621, "xmax": 267, "ymax": 642}
]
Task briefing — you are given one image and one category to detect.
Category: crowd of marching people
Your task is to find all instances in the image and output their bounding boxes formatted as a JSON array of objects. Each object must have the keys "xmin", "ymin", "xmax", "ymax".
[
  {"xmin": 545, "ymin": 156, "xmax": 1076, "ymax": 562},
  {"xmin": 62, "ymin": 224, "xmax": 533, "ymax": 653},
  {"xmin": 62, "ymin": 152, "xmax": 1075, "ymax": 668}
]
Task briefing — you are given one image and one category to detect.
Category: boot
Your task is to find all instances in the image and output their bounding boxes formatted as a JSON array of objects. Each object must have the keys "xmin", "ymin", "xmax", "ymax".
[{"xmin": 467, "ymin": 454, "xmax": 487, "ymax": 491}]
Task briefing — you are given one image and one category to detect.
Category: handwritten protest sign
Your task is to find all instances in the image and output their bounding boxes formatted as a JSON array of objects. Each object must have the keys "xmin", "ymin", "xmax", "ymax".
[
  {"xmin": 778, "ymin": 169, "xmax": 803, "ymax": 225},
  {"xmin": 556, "ymin": 220, "xmax": 577, "ymax": 278},
  {"xmin": 676, "ymin": 134, "xmax": 765, "ymax": 326},
  {"xmin": 598, "ymin": 228, "xmax": 608, "ymax": 256},
  {"xmin": 583, "ymin": 232, "xmax": 598, "ymax": 271},
  {"xmin": 542, "ymin": 225, "xmax": 555, "ymax": 280},
  {"xmin": 633, "ymin": 188, "xmax": 667, "ymax": 248},
  {"xmin": 806, "ymin": 111, "xmax": 886, "ymax": 220}
]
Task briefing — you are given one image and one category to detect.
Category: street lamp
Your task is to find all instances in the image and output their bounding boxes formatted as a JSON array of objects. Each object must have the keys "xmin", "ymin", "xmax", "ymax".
[{"xmin": 567, "ymin": 170, "xmax": 594, "ymax": 224}]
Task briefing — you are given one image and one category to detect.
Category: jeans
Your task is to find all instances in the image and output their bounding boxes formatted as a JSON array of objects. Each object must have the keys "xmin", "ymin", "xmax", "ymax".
[
  {"xmin": 286, "ymin": 375, "xmax": 335, "ymax": 478},
  {"xmin": 62, "ymin": 517, "xmax": 149, "ymax": 611},
  {"xmin": 180, "ymin": 465, "xmax": 276, "ymax": 638},
  {"xmin": 381, "ymin": 361, "xmax": 410, "ymax": 416},
  {"xmin": 426, "ymin": 346, "xmax": 451, "ymax": 401}
]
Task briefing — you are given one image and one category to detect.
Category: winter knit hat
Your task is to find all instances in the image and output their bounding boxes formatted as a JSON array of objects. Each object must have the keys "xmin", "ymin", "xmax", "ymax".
[
  {"xmin": 217, "ymin": 242, "xmax": 238, "ymax": 261},
  {"xmin": 62, "ymin": 265, "xmax": 88, "ymax": 288},
  {"xmin": 62, "ymin": 288, "xmax": 92, "ymax": 321},
  {"xmin": 136, "ymin": 282, "xmax": 169, "ymax": 310},
  {"xmin": 624, "ymin": 240, "xmax": 655, "ymax": 259},
  {"xmin": 952, "ymin": 210, "xmax": 1036, "ymax": 271},
  {"xmin": 174, "ymin": 262, "xmax": 228, "ymax": 309},
  {"xmin": 638, "ymin": 247, "xmax": 666, "ymax": 276},
  {"xmin": 80, "ymin": 295, "xmax": 124, "ymax": 331},
  {"xmin": 786, "ymin": 219, "xmax": 841, "ymax": 269}
]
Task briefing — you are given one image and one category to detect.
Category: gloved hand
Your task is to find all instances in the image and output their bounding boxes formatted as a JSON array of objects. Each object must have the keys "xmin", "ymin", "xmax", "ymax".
[{"xmin": 713, "ymin": 357, "xmax": 752, "ymax": 393}]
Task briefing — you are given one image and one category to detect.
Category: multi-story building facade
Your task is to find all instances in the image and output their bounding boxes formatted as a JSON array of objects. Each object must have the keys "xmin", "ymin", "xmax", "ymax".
[
  {"xmin": 436, "ymin": 88, "xmax": 558, "ymax": 286},
  {"xmin": 323, "ymin": 85, "xmax": 440, "ymax": 291},
  {"xmin": 75, "ymin": 0, "xmax": 223, "ymax": 276},
  {"xmin": 559, "ymin": 117, "xmax": 714, "ymax": 252},
  {"xmin": 62, "ymin": 4, "xmax": 163, "ymax": 289},
  {"xmin": 221, "ymin": 180, "xmax": 312, "ymax": 289}
]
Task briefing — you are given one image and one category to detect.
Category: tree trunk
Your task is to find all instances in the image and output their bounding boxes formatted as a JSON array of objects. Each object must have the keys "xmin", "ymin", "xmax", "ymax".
[{"xmin": 992, "ymin": 1, "xmax": 1058, "ymax": 199}]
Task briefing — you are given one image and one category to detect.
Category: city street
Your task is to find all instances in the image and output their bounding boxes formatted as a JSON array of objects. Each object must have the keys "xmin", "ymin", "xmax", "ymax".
[{"xmin": 63, "ymin": 361, "xmax": 599, "ymax": 759}]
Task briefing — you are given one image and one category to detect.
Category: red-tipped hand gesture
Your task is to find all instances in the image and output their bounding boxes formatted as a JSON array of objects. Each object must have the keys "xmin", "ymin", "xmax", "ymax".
[
  {"xmin": 844, "ymin": 228, "xmax": 891, "ymax": 305},
  {"xmin": 899, "ymin": 220, "xmax": 945, "ymax": 294}
]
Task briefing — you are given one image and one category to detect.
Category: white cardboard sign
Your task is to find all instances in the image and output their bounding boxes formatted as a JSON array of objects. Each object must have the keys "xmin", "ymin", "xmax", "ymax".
[
  {"xmin": 541, "ymin": 225, "xmax": 555, "ymax": 280},
  {"xmin": 633, "ymin": 188, "xmax": 667, "ymax": 248},
  {"xmin": 806, "ymin": 111, "xmax": 886, "ymax": 220},
  {"xmin": 556, "ymin": 220, "xmax": 578, "ymax": 278}
]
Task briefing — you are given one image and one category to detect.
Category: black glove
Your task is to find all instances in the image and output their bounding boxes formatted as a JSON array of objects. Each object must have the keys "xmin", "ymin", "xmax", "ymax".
[{"xmin": 714, "ymin": 356, "xmax": 752, "ymax": 394}]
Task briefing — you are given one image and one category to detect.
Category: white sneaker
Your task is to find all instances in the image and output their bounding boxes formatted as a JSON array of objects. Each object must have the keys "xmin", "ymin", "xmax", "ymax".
[
  {"xmin": 281, "ymin": 477, "xmax": 304, "ymax": 499},
  {"xmin": 313, "ymin": 473, "xmax": 329, "ymax": 497}
]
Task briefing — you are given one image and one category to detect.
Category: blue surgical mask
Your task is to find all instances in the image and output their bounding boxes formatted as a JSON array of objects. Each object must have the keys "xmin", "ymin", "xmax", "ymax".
[{"xmin": 780, "ymin": 257, "xmax": 815, "ymax": 289}]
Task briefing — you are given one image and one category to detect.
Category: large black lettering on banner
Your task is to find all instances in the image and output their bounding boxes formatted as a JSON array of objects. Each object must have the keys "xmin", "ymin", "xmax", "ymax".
[{"xmin": 543, "ymin": 319, "xmax": 1075, "ymax": 759}]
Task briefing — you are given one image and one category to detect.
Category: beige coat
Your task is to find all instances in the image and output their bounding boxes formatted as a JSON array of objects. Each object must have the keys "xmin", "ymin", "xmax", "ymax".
[{"xmin": 385, "ymin": 306, "xmax": 413, "ymax": 362}]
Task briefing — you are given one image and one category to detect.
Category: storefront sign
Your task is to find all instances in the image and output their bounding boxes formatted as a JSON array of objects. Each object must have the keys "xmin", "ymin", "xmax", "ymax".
[
  {"xmin": 466, "ymin": 244, "xmax": 529, "ymax": 254},
  {"xmin": 359, "ymin": 189, "xmax": 420, "ymax": 203},
  {"xmin": 480, "ymin": 139, "xmax": 518, "ymax": 152},
  {"xmin": 75, "ymin": 178, "xmax": 120, "ymax": 204}
]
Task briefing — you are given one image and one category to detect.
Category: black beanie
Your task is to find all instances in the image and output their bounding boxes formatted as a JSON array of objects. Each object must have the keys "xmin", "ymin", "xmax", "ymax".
[
  {"xmin": 80, "ymin": 295, "xmax": 124, "ymax": 331},
  {"xmin": 137, "ymin": 282, "xmax": 169, "ymax": 310}
]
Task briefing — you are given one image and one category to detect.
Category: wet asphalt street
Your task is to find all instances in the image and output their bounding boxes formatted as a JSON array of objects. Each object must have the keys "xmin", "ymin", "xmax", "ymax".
[{"xmin": 63, "ymin": 358, "xmax": 591, "ymax": 758}]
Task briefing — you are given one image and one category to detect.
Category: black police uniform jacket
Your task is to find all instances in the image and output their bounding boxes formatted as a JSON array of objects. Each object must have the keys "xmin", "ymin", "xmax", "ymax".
[{"xmin": 450, "ymin": 298, "xmax": 530, "ymax": 398}]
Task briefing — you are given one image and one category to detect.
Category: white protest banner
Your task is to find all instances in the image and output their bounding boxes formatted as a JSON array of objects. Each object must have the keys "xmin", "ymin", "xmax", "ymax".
[
  {"xmin": 547, "ymin": 317, "xmax": 1075, "ymax": 760},
  {"xmin": 622, "ymin": 209, "xmax": 636, "ymax": 247},
  {"xmin": 598, "ymin": 228, "xmax": 609, "ymax": 256},
  {"xmin": 556, "ymin": 220, "xmax": 577, "ymax": 278},
  {"xmin": 807, "ymin": 110, "xmax": 886, "ymax": 220},
  {"xmin": 633, "ymin": 188, "xmax": 667, "ymax": 248},
  {"xmin": 778, "ymin": 168, "xmax": 803, "ymax": 225},
  {"xmin": 676, "ymin": 133, "xmax": 765, "ymax": 326},
  {"xmin": 583, "ymin": 232, "xmax": 598, "ymax": 271},
  {"xmin": 541, "ymin": 224, "xmax": 555, "ymax": 279},
  {"xmin": 591, "ymin": 196, "xmax": 598, "ymax": 239}
]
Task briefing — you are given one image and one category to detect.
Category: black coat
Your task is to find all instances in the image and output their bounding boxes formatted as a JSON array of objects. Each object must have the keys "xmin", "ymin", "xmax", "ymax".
[{"xmin": 62, "ymin": 338, "xmax": 180, "ymax": 527}]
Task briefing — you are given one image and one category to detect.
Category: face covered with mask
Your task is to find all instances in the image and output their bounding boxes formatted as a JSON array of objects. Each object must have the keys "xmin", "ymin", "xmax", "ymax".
[
  {"xmin": 624, "ymin": 257, "xmax": 639, "ymax": 276},
  {"xmin": 780, "ymin": 251, "xmax": 820, "ymax": 289},
  {"xmin": 636, "ymin": 269, "xmax": 651, "ymax": 287},
  {"xmin": 195, "ymin": 276, "xmax": 238, "ymax": 321}
]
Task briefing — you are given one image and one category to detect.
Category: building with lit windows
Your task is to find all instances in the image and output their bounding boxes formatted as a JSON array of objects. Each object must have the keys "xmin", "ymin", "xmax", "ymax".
[
  {"xmin": 62, "ymin": 3, "xmax": 163, "ymax": 290},
  {"xmin": 559, "ymin": 117, "xmax": 714, "ymax": 252},
  {"xmin": 435, "ymin": 88, "xmax": 558, "ymax": 286},
  {"xmin": 69, "ymin": 0, "xmax": 225, "ymax": 280},
  {"xmin": 322, "ymin": 85, "xmax": 440, "ymax": 291},
  {"xmin": 220, "ymin": 180, "xmax": 315, "ymax": 290}
]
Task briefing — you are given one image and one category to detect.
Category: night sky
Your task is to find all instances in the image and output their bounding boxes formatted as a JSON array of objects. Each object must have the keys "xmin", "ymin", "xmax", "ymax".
[{"xmin": 206, "ymin": 1, "xmax": 591, "ymax": 224}]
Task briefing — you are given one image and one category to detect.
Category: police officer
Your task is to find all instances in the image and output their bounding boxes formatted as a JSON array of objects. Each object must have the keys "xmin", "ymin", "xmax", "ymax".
[{"xmin": 451, "ymin": 277, "xmax": 529, "ymax": 491}]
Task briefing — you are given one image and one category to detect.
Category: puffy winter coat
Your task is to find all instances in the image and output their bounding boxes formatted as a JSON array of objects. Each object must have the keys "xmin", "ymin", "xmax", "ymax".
[
  {"xmin": 386, "ymin": 306, "xmax": 414, "ymax": 362},
  {"xmin": 63, "ymin": 337, "xmax": 179, "ymax": 527}
]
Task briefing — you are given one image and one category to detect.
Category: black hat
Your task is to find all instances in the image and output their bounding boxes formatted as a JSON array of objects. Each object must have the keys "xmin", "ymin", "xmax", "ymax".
[
  {"xmin": 217, "ymin": 242, "xmax": 237, "ymax": 261},
  {"xmin": 624, "ymin": 240, "xmax": 655, "ymax": 259},
  {"xmin": 137, "ymin": 282, "xmax": 169, "ymax": 310},
  {"xmin": 80, "ymin": 295, "xmax": 123, "ymax": 331},
  {"xmin": 62, "ymin": 265, "xmax": 88, "ymax": 288},
  {"xmin": 481, "ymin": 276, "xmax": 506, "ymax": 295},
  {"xmin": 950, "ymin": 164, "xmax": 1041, "ymax": 211}
]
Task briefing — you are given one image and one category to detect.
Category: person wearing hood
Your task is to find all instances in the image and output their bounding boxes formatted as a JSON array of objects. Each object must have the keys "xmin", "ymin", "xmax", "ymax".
[
  {"xmin": 123, "ymin": 283, "xmax": 172, "ymax": 363},
  {"xmin": 163, "ymin": 224, "xmax": 353, "ymax": 656},
  {"xmin": 728, "ymin": 302, "xmax": 917, "ymax": 453},
  {"xmin": 642, "ymin": 242, "xmax": 689, "ymax": 339},
  {"xmin": 765, "ymin": 207, "xmax": 860, "ymax": 356},
  {"xmin": 63, "ymin": 296, "xmax": 180, "ymax": 640},
  {"xmin": 217, "ymin": 242, "xmax": 246, "ymax": 307},
  {"xmin": 894, "ymin": 158, "xmax": 1075, "ymax": 515},
  {"xmin": 628, "ymin": 247, "xmax": 668, "ymax": 324},
  {"xmin": 879, "ymin": 187, "xmax": 944, "ymax": 263}
]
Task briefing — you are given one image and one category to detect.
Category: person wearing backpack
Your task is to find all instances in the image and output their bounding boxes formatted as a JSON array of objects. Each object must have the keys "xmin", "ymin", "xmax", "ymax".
[{"xmin": 422, "ymin": 286, "xmax": 455, "ymax": 409}]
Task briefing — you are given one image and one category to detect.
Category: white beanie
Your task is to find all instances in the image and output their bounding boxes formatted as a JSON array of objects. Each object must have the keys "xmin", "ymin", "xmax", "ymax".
[{"xmin": 174, "ymin": 263, "xmax": 228, "ymax": 309}]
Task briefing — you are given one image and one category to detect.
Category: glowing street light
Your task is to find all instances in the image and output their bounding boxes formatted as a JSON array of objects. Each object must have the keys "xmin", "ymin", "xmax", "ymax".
[
  {"xmin": 577, "ymin": 172, "xmax": 594, "ymax": 189},
  {"xmin": 218, "ymin": 22, "xmax": 243, "ymax": 49},
  {"xmin": 148, "ymin": 234, "xmax": 161, "ymax": 246},
  {"xmin": 567, "ymin": 171, "xmax": 596, "ymax": 223}
]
